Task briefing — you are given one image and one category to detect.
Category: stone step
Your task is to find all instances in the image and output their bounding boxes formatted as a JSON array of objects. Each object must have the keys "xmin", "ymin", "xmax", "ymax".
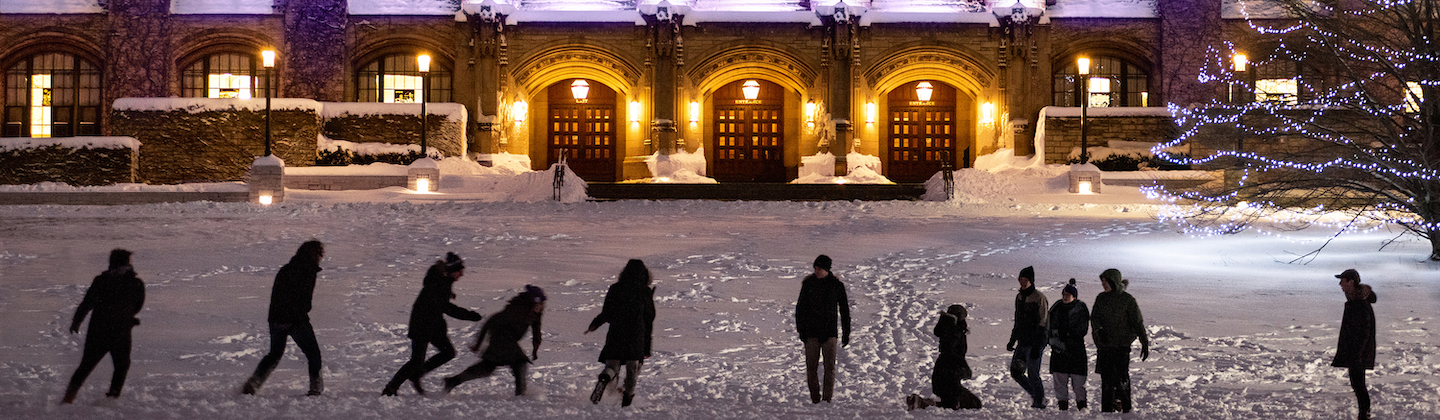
[{"xmin": 586, "ymin": 183, "xmax": 927, "ymax": 201}]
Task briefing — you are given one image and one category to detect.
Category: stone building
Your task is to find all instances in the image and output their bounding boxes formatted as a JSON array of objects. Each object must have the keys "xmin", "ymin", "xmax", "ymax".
[{"xmin": 2, "ymin": 0, "xmax": 1294, "ymax": 183}]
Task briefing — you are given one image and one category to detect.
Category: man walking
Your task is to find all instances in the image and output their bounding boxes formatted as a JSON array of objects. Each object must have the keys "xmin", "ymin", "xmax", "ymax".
[
  {"xmin": 243, "ymin": 240, "xmax": 326, "ymax": 396},
  {"xmin": 794, "ymin": 255, "xmax": 851, "ymax": 404},
  {"xmin": 61, "ymin": 249, "xmax": 145, "ymax": 404},
  {"xmin": 1091, "ymin": 268, "xmax": 1149, "ymax": 413},
  {"xmin": 1007, "ymin": 266, "xmax": 1049, "ymax": 409}
]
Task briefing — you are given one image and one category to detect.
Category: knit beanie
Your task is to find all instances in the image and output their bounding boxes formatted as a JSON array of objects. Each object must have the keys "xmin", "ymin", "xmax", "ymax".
[
  {"xmin": 444, "ymin": 252, "xmax": 465, "ymax": 273},
  {"xmin": 1100, "ymin": 268, "xmax": 1123, "ymax": 290},
  {"xmin": 946, "ymin": 304, "xmax": 967, "ymax": 319},
  {"xmin": 1019, "ymin": 266, "xmax": 1035, "ymax": 281},
  {"xmin": 524, "ymin": 284, "xmax": 547, "ymax": 303},
  {"xmin": 813, "ymin": 255, "xmax": 833, "ymax": 271},
  {"xmin": 1063, "ymin": 278, "xmax": 1079, "ymax": 298},
  {"xmin": 108, "ymin": 249, "xmax": 132, "ymax": 270}
]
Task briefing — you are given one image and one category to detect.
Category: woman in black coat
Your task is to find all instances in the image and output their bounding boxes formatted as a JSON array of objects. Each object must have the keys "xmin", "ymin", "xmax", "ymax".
[
  {"xmin": 1332, "ymin": 269, "xmax": 1377, "ymax": 420},
  {"xmin": 444, "ymin": 285, "xmax": 546, "ymax": 396},
  {"xmin": 906, "ymin": 304, "xmax": 981, "ymax": 411},
  {"xmin": 62, "ymin": 249, "xmax": 145, "ymax": 404},
  {"xmin": 382, "ymin": 253, "xmax": 483, "ymax": 396},
  {"xmin": 586, "ymin": 259, "xmax": 657, "ymax": 407},
  {"xmin": 1048, "ymin": 279, "xmax": 1091, "ymax": 411}
]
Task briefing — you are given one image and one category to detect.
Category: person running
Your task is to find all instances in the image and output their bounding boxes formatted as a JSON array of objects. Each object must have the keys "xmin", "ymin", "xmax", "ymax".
[
  {"xmin": 1007, "ymin": 266, "xmax": 1049, "ymax": 409},
  {"xmin": 243, "ymin": 240, "xmax": 326, "ymax": 396},
  {"xmin": 1049, "ymin": 278, "xmax": 1091, "ymax": 411},
  {"xmin": 444, "ymin": 285, "xmax": 546, "ymax": 396},
  {"xmin": 382, "ymin": 253, "xmax": 483, "ymax": 396},
  {"xmin": 794, "ymin": 254, "xmax": 852, "ymax": 404},
  {"xmin": 905, "ymin": 304, "xmax": 982, "ymax": 411},
  {"xmin": 62, "ymin": 249, "xmax": 146, "ymax": 404},
  {"xmin": 1332, "ymin": 269, "xmax": 1377, "ymax": 420},
  {"xmin": 1091, "ymin": 268, "xmax": 1149, "ymax": 413},
  {"xmin": 586, "ymin": 259, "xmax": 657, "ymax": 407}
]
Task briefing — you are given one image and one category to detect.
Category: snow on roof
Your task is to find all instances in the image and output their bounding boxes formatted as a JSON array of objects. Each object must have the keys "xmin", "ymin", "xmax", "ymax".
[
  {"xmin": 113, "ymin": 98, "xmax": 324, "ymax": 113},
  {"xmin": 1041, "ymin": 106, "xmax": 1172, "ymax": 117},
  {"xmin": 349, "ymin": 0, "xmax": 460, "ymax": 16},
  {"xmin": 320, "ymin": 102, "xmax": 467, "ymax": 121},
  {"xmin": 0, "ymin": 136, "xmax": 140, "ymax": 152},
  {"xmin": 860, "ymin": 12, "xmax": 998, "ymax": 25},
  {"xmin": 1045, "ymin": 0, "xmax": 1156, "ymax": 18},
  {"xmin": 505, "ymin": 10, "xmax": 645, "ymax": 24},
  {"xmin": 683, "ymin": 11, "xmax": 822, "ymax": 25},
  {"xmin": 0, "ymin": 0, "xmax": 102, "ymax": 14},
  {"xmin": 1222, "ymin": 0, "xmax": 1293, "ymax": 19},
  {"xmin": 171, "ymin": 0, "xmax": 275, "ymax": 15}
]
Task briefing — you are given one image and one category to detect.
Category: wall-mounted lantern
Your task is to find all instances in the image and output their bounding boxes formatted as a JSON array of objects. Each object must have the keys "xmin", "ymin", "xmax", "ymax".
[
  {"xmin": 916, "ymin": 81, "xmax": 934, "ymax": 101},
  {"xmin": 980, "ymin": 102, "xmax": 995, "ymax": 125},
  {"xmin": 864, "ymin": 102, "xmax": 877, "ymax": 124},
  {"xmin": 689, "ymin": 101, "xmax": 701, "ymax": 123},
  {"xmin": 741, "ymin": 80, "xmax": 760, "ymax": 100},
  {"xmin": 629, "ymin": 101, "xmax": 642, "ymax": 122},
  {"xmin": 513, "ymin": 100, "xmax": 528, "ymax": 123}
]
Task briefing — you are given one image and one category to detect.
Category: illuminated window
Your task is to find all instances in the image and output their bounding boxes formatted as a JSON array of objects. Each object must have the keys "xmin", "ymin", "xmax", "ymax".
[
  {"xmin": 1404, "ymin": 82, "xmax": 1423, "ymax": 114},
  {"xmin": 4, "ymin": 53, "xmax": 101, "ymax": 137},
  {"xmin": 182, "ymin": 53, "xmax": 267, "ymax": 99},
  {"xmin": 1250, "ymin": 58, "xmax": 1319, "ymax": 105},
  {"xmin": 357, "ymin": 54, "xmax": 451, "ymax": 103},
  {"xmin": 1053, "ymin": 56, "xmax": 1148, "ymax": 107}
]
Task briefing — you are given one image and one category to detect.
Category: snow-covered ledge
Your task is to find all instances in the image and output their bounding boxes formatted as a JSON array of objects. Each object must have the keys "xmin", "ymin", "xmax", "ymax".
[
  {"xmin": 1068, "ymin": 163, "xmax": 1103, "ymax": 194},
  {"xmin": 408, "ymin": 157, "xmax": 440, "ymax": 193},
  {"xmin": 249, "ymin": 155, "xmax": 285, "ymax": 205}
]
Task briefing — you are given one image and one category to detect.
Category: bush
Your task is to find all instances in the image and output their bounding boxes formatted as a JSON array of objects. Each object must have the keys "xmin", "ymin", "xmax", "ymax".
[
  {"xmin": 1068, "ymin": 153, "xmax": 1190, "ymax": 171},
  {"xmin": 316, "ymin": 147, "xmax": 427, "ymax": 166}
]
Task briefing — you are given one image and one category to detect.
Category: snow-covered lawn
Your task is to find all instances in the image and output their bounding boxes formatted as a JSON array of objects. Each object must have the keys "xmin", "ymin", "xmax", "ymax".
[{"xmin": 0, "ymin": 195, "xmax": 1436, "ymax": 418}]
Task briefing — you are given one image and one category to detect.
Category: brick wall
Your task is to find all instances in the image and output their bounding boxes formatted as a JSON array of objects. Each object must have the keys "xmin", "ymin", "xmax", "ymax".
[
  {"xmin": 113, "ymin": 108, "xmax": 320, "ymax": 184},
  {"xmin": 1042, "ymin": 115, "xmax": 1178, "ymax": 163},
  {"xmin": 0, "ymin": 144, "xmax": 137, "ymax": 186}
]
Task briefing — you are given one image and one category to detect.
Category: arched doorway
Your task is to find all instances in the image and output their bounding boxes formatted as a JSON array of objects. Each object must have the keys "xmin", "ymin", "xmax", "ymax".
[
  {"xmin": 547, "ymin": 78, "xmax": 617, "ymax": 182},
  {"xmin": 884, "ymin": 80, "xmax": 968, "ymax": 182},
  {"xmin": 712, "ymin": 79, "xmax": 785, "ymax": 182}
]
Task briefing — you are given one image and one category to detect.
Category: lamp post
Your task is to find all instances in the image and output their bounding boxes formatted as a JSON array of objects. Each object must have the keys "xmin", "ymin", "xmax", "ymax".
[
  {"xmin": 417, "ymin": 54, "xmax": 431, "ymax": 158},
  {"xmin": 261, "ymin": 50, "xmax": 275, "ymax": 156},
  {"xmin": 1232, "ymin": 53, "xmax": 1248, "ymax": 153},
  {"xmin": 1077, "ymin": 57, "xmax": 1090, "ymax": 164}
]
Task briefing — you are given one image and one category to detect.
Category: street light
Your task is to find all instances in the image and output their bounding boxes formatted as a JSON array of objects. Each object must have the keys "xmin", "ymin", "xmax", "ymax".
[
  {"xmin": 1077, "ymin": 57, "xmax": 1091, "ymax": 164},
  {"xmin": 262, "ymin": 49, "xmax": 275, "ymax": 156},
  {"xmin": 417, "ymin": 54, "xmax": 431, "ymax": 158}
]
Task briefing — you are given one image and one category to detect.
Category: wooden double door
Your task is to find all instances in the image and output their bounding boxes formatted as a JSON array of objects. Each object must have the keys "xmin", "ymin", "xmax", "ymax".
[
  {"xmin": 712, "ymin": 79, "xmax": 786, "ymax": 182},
  {"xmin": 885, "ymin": 81, "xmax": 970, "ymax": 182},
  {"xmin": 547, "ymin": 79, "xmax": 617, "ymax": 182}
]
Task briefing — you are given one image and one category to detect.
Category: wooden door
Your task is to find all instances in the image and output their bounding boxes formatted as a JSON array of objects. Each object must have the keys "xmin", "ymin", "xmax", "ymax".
[
  {"xmin": 712, "ymin": 79, "xmax": 786, "ymax": 182},
  {"xmin": 547, "ymin": 79, "xmax": 617, "ymax": 182}
]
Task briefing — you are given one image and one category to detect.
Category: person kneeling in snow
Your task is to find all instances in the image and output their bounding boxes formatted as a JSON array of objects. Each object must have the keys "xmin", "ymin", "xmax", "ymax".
[
  {"xmin": 906, "ymin": 304, "xmax": 982, "ymax": 411},
  {"xmin": 586, "ymin": 259, "xmax": 657, "ymax": 407},
  {"xmin": 382, "ymin": 253, "xmax": 483, "ymax": 396},
  {"xmin": 444, "ymin": 285, "xmax": 546, "ymax": 396}
]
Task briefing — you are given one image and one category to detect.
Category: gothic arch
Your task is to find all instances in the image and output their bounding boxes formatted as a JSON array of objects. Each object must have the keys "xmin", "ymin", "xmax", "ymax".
[
  {"xmin": 0, "ymin": 30, "xmax": 104, "ymax": 71},
  {"xmin": 511, "ymin": 44, "xmax": 641, "ymax": 96},
  {"xmin": 173, "ymin": 29, "xmax": 276, "ymax": 67},
  {"xmin": 687, "ymin": 44, "xmax": 816, "ymax": 95},
  {"xmin": 351, "ymin": 35, "xmax": 457, "ymax": 72},
  {"xmin": 865, "ymin": 45, "xmax": 995, "ymax": 97}
]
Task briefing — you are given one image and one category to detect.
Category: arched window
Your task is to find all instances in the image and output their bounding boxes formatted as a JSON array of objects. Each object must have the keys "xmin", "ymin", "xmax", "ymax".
[
  {"xmin": 1249, "ymin": 58, "xmax": 1322, "ymax": 105},
  {"xmin": 356, "ymin": 53, "xmax": 452, "ymax": 103},
  {"xmin": 4, "ymin": 52, "xmax": 102, "ymax": 137},
  {"xmin": 181, "ymin": 52, "xmax": 270, "ymax": 99},
  {"xmin": 1053, "ymin": 56, "xmax": 1149, "ymax": 107}
]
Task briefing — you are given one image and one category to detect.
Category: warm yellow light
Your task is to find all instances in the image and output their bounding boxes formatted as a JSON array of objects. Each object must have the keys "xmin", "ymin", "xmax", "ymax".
[
  {"xmin": 261, "ymin": 50, "xmax": 276, "ymax": 68},
  {"xmin": 804, "ymin": 101, "xmax": 817, "ymax": 120},
  {"xmin": 688, "ymin": 101, "xmax": 701, "ymax": 122},
  {"xmin": 258, "ymin": 191, "xmax": 273, "ymax": 205},
  {"xmin": 916, "ymin": 81, "xmax": 934, "ymax": 101},
  {"xmin": 741, "ymin": 80, "xmax": 760, "ymax": 100},
  {"xmin": 1078, "ymin": 181, "xmax": 1093, "ymax": 195},
  {"xmin": 864, "ymin": 102, "xmax": 877, "ymax": 124},
  {"xmin": 417, "ymin": 54, "xmax": 431, "ymax": 73},
  {"xmin": 416, "ymin": 178, "xmax": 430, "ymax": 193},
  {"xmin": 980, "ymin": 102, "xmax": 995, "ymax": 124},
  {"xmin": 570, "ymin": 79, "xmax": 589, "ymax": 100},
  {"xmin": 629, "ymin": 101, "xmax": 642, "ymax": 122},
  {"xmin": 1077, "ymin": 57, "xmax": 1091, "ymax": 76},
  {"xmin": 513, "ymin": 100, "xmax": 528, "ymax": 122},
  {"xmin": 1233, "ymin": 53, "xmax": 1248, "ymax": 72}
]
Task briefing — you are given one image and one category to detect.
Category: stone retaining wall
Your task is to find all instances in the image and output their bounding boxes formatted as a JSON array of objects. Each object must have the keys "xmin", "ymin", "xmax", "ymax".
[
  {"xmin": 1042, "ymin": 116, "xmax": 1178, "ymax": 164},
  {"xmin": 0, "ymin": 144, "xmax": 137, "ymax": 186},
  {"xmin": 323, "ymin": 112, "xmax": 465, "ymax": 157},
  {"xmin": 113, "ymin": 109, "xmax": 320, "ymax": 184}
]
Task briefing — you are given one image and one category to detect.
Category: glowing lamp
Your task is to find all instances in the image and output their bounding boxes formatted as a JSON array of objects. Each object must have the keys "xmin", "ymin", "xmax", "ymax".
[
  {"xmin": 258, "ymin": 190, "xmax": 273, "ymax": 205},
  {"xmin": 804, "ymin": 101, "xmax": 817, "ymax": 119},
  {"xmin": 513, "ymin": 100, "xmax": 528, "ymax": 122},
  {"xmin": 916, "ymin": 81, "xmax": 934, "ymax": 101},
  {"xmin": 980, "ymin": 102, "xmax": 995, "ymax": 124},
  {"xmin": 417, "ymin": 54, "xmax": 431, "ymax": 73},
  {"xmin": 415, "ymin": 177, "xmax": 430, "ymax": 193},
  {"xmin": 689, "ymin": 101, "xmax": 701, "ymax": 122},
  {"xmin": 1078, "ymin": 181, "xmax": 1092, "ymax": 194},
  {"xmin": 864, "ymin": 102, "xmax": 877, "ymax": 124},
  {"xmin": 741, "ymin": 80, "xmax": 760, "ymax": 100},
  {"xmin": 1077, "ymin": 57, "xmax": 1091, "ymax": 76},
  {"xmin": 261, "ymin": 50, "xmax": 275, "ymax": 68},
  {"xmin": 629, "ymin": 101, "xmax": 642, "ymax": 122},
  {"xmin": 571, "ymin": 79, "xmax": 589, "ymax": 100},
  {"xmin": 1233, "ymin": 53, "xmax": 1248, "ymax": 72}
]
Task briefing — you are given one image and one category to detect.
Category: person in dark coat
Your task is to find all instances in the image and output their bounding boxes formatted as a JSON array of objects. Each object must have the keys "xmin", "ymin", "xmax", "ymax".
[
  {"xmin": 62, "ymin": 249, "xmax": 146, "ymax": 404},
  {"xmin": 586, "ymin": 259, "xmax": 657, "ymax": 407},
  {"xmin": 1007, "ymin": 266, "xmax": 1049, "ymax": 409},
  {"xmin": 444, "ymin": 285, "xmax": 546, "ymax": 396},
  {"xmin": 906, "ymin": 304, "xmax": 982, "ymax": 411},
  {"xmin": 243, "ymin": 240, "xmax": 326, "ymax": 396},
  {"xmin": 1091, "ymin": 268, "xmax": 1149, "ymax": 413},
  {"xmin": 1332, "ymin": 269, "xmax": 1377, "ymax": 420},
  {"xmin": 1048, "ymin": 278, "xmax": 1091, "ymax": 411},
  {"xmin": 382, "ymin": 253, "xmax": 484, "ymax": 396},
  {"xmin": 794, "ymin": 254, "xmax": 851, "ymax": 404}
]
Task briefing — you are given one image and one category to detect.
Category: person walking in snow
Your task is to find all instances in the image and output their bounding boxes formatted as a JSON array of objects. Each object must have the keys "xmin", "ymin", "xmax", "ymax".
[
  {"xmin": 444, "ymin": 285, "xmax": 546, "ymax": 396},
  {"xmin": 243, "ymin": 240, "xmax": 326, "ymax": 396},
  {"xmin": 382, "ymin": 253, "xmax": 484, "ymax": 396},
  {"xmin": 794, "ymin": 254, "xmax": 852, "ymax": 404},
  {"xmin": 586, "ymin": 259, "xmax": 657, "ymax": 407},
  {"xmin": 1091, "ymin": 268, "xmax": 1149, "ymax": 413},
  {"xmin": 905, "ymin": 304, "xmax": 982, "ymax": 411},
  {"xmin": 1332, "ymin": 269, "xmax": 1377, "ymax": 420},
  {"xmin": 61, "ymin": 249, "xmax": 146, "ymax": 404},
  {"xmin": 1049, "ymin": 278, "xmax": 1091, "ymax": 411},
  {"xmin": 1007, "ymin": 266, "xmax": 1049, "ymax": 409}
]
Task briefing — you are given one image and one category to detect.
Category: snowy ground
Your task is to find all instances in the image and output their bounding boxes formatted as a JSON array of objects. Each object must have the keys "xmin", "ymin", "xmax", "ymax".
[{"xmin": 1, "ymin": 187, "xmax": 1437, "ymax": 419}]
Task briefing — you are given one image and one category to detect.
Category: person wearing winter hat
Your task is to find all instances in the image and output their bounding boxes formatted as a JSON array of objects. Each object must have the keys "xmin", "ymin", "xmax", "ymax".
[
  {"xmin": 382, "ymin": 253, "xmax": 483, "ymax": 396},
  {"xmin": 1332, "ymin": 269, "xmax": 1377, "ymax": 420},
  {"xmin": 906, "ymin": 304, "xmax": 982, "ymax": 411},
  {"xmin": 444, "ymin": 285, "xmax": 546, "ymax": 396},
  {"xmin": 1091, "ymin": 268, "xmax": 1149, "ymax": 413},
  {"xmin": 1007, "ymin": 266, "xmax": 1049, "ymax": 409},
  {"xmin": 1048, "ymin": 278, "xmax": 1091, "ymax": 411},
  {"xmin": 794, "ymin": 254, "xmax": 852, "ymax": 403},
  {"xmin": 62, "ymin": 249, "xmax": 146, "ymax": 404},
  {"xmin": 243, "ymin": 240, "xmax": 326, "ymax": 396},
  {"xmin": 586, "ymin": 259, "xmax": 657, "ymax": 407}
]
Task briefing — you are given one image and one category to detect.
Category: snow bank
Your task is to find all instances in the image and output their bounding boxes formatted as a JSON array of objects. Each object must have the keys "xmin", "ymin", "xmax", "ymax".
[
  {"xmin": 113, "ymin": 98, "xmax": 324, "ymax": 113},
  {"xmin": 319, "ymin": 102, "xmax": 467, "ymax": 121},
  {"xmin": 171, "ymin": 0, "xmax": 274, "ymax": 14},
  {"xmin": 0, "ymin": 136, "xmax": 140, "ymax": 152},
  {"xmin": 1067, "ymin": 139, "xmax": 1191, "ymax": 161},
  {"xmin": 972, "ymin": 147, "xmax": 1042, "ymax": 172},
  {"xmin": 0, "ymin": 181, "xmax": 247, "ymax": 192},
  {"xmin": 645, "ymin": 147, "xmax": 716, "ymax": 183},
  {"xmin": 0, "ymin": 0, "xmax": 102, "ymax": 13},
  {"xmin": 925, "ymin": 149, "xmax": 1075, "ymax": 201},
  {"xmin": 794, "ymin": 152, "xmax": 893, "ymax": 184},
  {"xmin": 439, "ymin": 162, "xmax": 590, "ymax": 202},
  {"xmin": 252, "ymin": 154, "xmax": 284, "ymax": 167},
  {"xmin": 318, "ymin": 135, "xmax": 426, "ymax": 156},
  {"xmin": 473, "ymin": 152, "xmax": 535, "ymax": 175}
]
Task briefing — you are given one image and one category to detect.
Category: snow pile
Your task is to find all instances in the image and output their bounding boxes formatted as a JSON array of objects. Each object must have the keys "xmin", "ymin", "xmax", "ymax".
[
  {"xmin": 972, "ymin": 147, "xmax": 1042, "ymax": 172},
  {"xmin": 645, "ymin": 147, "xmax": 716, "ymax": 183},
  {"xmin": 113, "ymin": 98, "xmax": 324, "ymax": 113},
  {"xmin": 793, "ymin": 152, "xmax": 893, "ymax": 184},
  {"xmin": 253, "ymin": 155, "xmax": 284, "ymax": 167},
  {"xmin": 0, "ymin": 0, "xmax": 102, "ymax": 13},
  {"xmin": 318, "ymin": 135, "xmax": 425, "ymax": 156},
  {"xmin": 926, "ymin": 149, "xmax": 1073, "ymax": 202},
  {"xmin": 349, "ymin": 0, "xmax": 459, "ymax": 15},
  {"xmin": 439, "ymin": 162, "xmax": 590, "ymax": 203},
  {"xmin": 319, "ymin": 102, "xmax": 468, "ymax": 122},
  {"xmin": 0, "ymin": 181, "xmax": 247, "ymax": 192},
  {"xmin": 0, "ymin": 136, "xmax": 140, "ymax": 152},
  {"xmin": 473, "ymin": 152, "xmax": 535, "ymax": 175},
  {"xmin": 171, "ymin": 0, "xmax": 274, "ymax": 14}
]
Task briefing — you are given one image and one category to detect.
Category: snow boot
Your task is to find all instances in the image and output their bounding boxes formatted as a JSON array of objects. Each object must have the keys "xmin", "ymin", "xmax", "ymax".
[
  {"xmin": 1058, "ymin": 400, "xmax": 1070, "ymax": 411},
  {"xmin": 307, "ymin": 376, "xmax": 324, "ymax": 396},
  {"xmin": 1076, "ymin": 399, "xmax": 1088, "ymax": 410},
  {"xmin": 1031, "ymin": 397, "xmax": 1046, "ymax": 409},
  {"xmin": 621, "ymin": 393, "xmax": 634, "ymax": 407},
  {"xmin": 590, "ymin": 372, "xmax": 611, "ymax": 404},
  {"xmin": 442, "ymin": 376, "xmax": 460, "ymax": 394},
  {"xmin": 905, "ymin": 394, "xmax": 920, "ymax": 411},
  {"xmin": 411, "ymin": 377, "xmax": 426, "ymax": 396}
]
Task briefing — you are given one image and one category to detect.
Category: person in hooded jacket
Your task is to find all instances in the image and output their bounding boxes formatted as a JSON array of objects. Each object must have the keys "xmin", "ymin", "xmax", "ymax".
[
  {"xmin": 1048, "ymin": 278, "xmax": 1091, "ymax": 411},
  {"xmin": 62, "ymin": 249, "xmax": 146, "ymax": 404},
  {"xmin": 1091, "ymin": 268, "xmax": 1149, "ymax": 413},
  {"xmin": 905, "ymin": 304, "xmax": 982, "ymax": 411},
  {"xmin": 794, "ymin": 254, "xmax": 852, "ymax": 404},
  {"xmin": 1007, "ymin": 266, "xmax": 1049, "ymax": 409},
  {"xmin": 586, "ymin": 259, "xmax": 657, "ymax": 407},
  {"xmin": 243, "ymin": 240, "xmax": 326, "ymax": 396},
  {"xmin": 1332, "ymin": 269, "xmax": 1377, "ymax": 420},
  {"xmin": 382, "ymin": 253, "xmax": 484, "ymax": 396},
  {"xmin": 444, "ymin": 285, "xmax": 546, "ymax": 396}
]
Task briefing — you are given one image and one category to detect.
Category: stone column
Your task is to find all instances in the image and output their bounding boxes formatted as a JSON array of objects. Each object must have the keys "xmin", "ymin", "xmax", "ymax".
[
  {"xmin": 824, "ymin": 6, "xmax": 858, "ymax": 176},
  {"xmin": 466, "ymin": 4, "xmax": 507, "ymax": 159},
  {"xmin": 646, "ymin": 5, "xmax": 680, "ymax": 155},
  {"xmin": 1158, "ymin": 0, "xmax": 1223, "ymax": 107},
  {"xmin": 281, "ymin": 0, "xmax": 347, "ymax": 101},
  {"xmin": 248, "ymin": 155, "xmax": 285, "ymax": 204},
  {"xmin": 105, "ymin": 0, "xmax": 172, "ymax": 113}
]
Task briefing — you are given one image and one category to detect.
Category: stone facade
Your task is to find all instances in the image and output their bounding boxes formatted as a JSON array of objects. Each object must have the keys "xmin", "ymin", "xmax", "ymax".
[
  {"xmin": 0, "ymin": 144, "xmax": 137, "ymax": 186},
  {"xmin": 1042, "ymin": 115, "xmax": 1179, "ymax": 164},
  {"xmin": 113, "ymin": 109, "xmax": 319, "ymax": 184}
]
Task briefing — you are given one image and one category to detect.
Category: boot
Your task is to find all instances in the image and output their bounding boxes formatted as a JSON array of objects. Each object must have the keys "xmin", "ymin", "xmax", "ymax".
[
  {"xmin": 1058, "ymin": 400, "xmax": 1070, "ymax": 411},
  {"xmin": 1031, "ymin": 397, "xmax": 1046, "ymax": 409},
  {"xmin": 905, "ymin": 394, "xmax": 919, "ymax": 411},
  {"xmin": 307, "ymin": 376, "xmax": 324, "ymax": 396},
  {"xmin": 242, "ymin": 361, "xmax": 276, "ymax": 395},
  {"xmin": 1076, "ymin": 399, "xmax": 1088, "ymax": 410},
  {"xmin": 410, "ymin": 376, "xmax": 426, "ymax": 396},
  {"xmin": 621, "ymin": 393, "xmax": 634, "ymax": 407},
  {"xmin": 590, "ymin": 373, "xmax": 611, "ymax": 404}
]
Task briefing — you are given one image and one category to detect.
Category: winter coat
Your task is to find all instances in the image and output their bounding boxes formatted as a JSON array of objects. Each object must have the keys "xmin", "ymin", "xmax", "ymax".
[
  {"xmin": 588, "ymin": 281, "xmax": 656, "ymax": 362},
  {"xmin": 70, "ymin": 266, "xmax": 145, "ymax": 337},
  {"xmin": 932, "ymin": 312, "xmax": 971, "ymax": 396},
  {"xmin": 1048, "ymin": 299, "xmax": 1090, "ymax": 375},
  {"xmin": 266, "ymin": 255, "xmax": 321, "ymax": 325},
  {"xmin": 407, "ymin": 263, "xmax": 483, "ymax": 341},
  {"xmin": 1010, "ymin": 286, "xmax": 1049, "ymax": 348},
  {"xmin": 475, "ymin": 300, "xmax": 542, "ymax": 364},
  {"xmin": 1332, "ymin": 284, "xmax": 1377, "ymax": 370},
  {"xmin": 1091, "ymin": 278, "xmax": 1147, "ymax": 350},
  {"xmin": 794, "ymin": 273, "xmax": 852, "ymax": 341}
]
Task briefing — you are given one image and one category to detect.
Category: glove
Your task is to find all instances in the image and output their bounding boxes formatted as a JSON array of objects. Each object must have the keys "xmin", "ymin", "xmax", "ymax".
[
  {"xmin": 1141, "ymin": 342, "xmax": 1150, "ymax": 361},
  {"xmin": 1006, "ymin": 340, "xmax": 1016, "ymax": 352},
  {"xmin": 1029, "ymin": 345, "xmax": 1042, "ymax": 359},
  {"xmin": 841, "ymin": 335, "xmax": 850, "ymax": 348}
]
